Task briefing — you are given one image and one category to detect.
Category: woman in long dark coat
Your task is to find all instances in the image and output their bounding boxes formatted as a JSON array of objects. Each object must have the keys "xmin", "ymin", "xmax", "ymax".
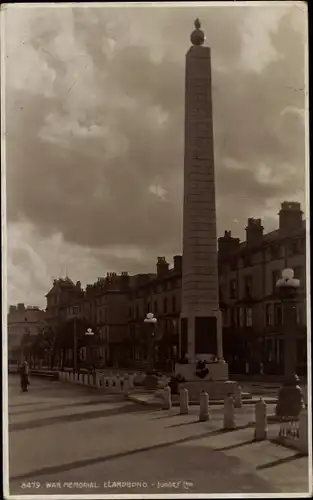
[{"xmin": 20, "ymin": 361, "xmax": 29, "ymax": 392}]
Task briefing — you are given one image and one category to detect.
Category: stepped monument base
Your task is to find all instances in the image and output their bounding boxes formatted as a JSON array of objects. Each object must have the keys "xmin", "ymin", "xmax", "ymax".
[{"xmin": 174, "ymin": 359, "xmax": 240, "ymax": 401}]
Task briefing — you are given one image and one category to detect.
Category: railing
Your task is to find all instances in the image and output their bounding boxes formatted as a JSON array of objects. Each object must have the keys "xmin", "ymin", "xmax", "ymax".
[
  {"xmin": 279, "ymin": 417, "xmax": 300, "ymax": 439},
  {"xmin": 277, "ymin": 409, "xmax": 308, "ymax": 454}
]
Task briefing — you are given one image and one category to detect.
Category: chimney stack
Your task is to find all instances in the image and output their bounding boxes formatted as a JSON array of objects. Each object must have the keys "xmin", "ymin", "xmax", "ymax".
[
  {"xmin": 173, "ymin": 255, "xmax": 182, "ymax": 274},
  {"xmin": 245, "ymin": 218, "xmax": 264, "ymax": 247},
  {"xmin": 156, "ymin": 257, "xmax": 169, "ymax": 277},
  {"xmin": 279, "ymin": 201, "xmax": 303, "ymax": 234},
  {"xmin": 218, "ymin": 230, "xmax": 240, "ymax": 259}
]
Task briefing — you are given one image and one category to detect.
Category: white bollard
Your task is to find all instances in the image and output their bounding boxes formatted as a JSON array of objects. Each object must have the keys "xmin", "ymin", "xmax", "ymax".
[
  {"xmin": 199, "ymin": 391, "xmax": 209, "ymax": 421},
  {"xmin": 234, "ymin": 387, "xmax": 242, "ymax": 408},
  {"xmin": 254, "ymin": 397, "xmax": 267, "ymax": 441},
  {"xmin": 223, "ymin": 396, "xmax": 236, "ymax": 430},
  {"xmin": 299, "ymin": 408, "xmax": 308, "ymax": 454},
  {"xmin": 180, "ymin": 389, "xmax": 189, "ymax": 415},
  {"xmin": 163, "ymin": 386, "xmax": 172, "ymax": 410}
]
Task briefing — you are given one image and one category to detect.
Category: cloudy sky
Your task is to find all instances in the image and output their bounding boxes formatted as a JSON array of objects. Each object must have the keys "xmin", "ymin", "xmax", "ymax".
[{"xmin": 3, "ymin": 2, "xmax": 307, "ymax": 308}]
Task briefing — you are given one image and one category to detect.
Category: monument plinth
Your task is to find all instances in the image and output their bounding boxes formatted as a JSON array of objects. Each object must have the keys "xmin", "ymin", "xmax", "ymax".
[{"xmin": 175, "ymin": 20, "xmax": 238, "ymax": 400}]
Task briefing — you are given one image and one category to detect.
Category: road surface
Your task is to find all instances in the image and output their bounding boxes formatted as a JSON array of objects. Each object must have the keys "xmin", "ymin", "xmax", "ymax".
[{"xmin": 6, "ymin": 375, "xmax": 310, "ymax": 496}]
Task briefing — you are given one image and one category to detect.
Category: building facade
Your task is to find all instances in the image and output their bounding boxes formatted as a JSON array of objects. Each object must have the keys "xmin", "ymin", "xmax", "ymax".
[
  {"xmin": 127, "ymin": 257, "xmax": 182, "ymax": 371},
  {"xmin": 8, "ymin": 303, "xmax": 46, "ymax": 362},
  {"xmin": 218, "ymin": 202, "xmax": 306, "ymax": 375}
]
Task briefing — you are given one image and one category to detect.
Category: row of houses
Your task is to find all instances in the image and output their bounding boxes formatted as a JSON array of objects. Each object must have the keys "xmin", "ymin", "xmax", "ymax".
[{"xmin": 8, "ymin": 201, "xmax": 307, "ymax": 374}]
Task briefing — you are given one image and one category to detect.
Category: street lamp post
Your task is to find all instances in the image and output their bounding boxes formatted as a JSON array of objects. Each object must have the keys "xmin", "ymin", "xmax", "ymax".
[
  {"xmin": 275, "ymin": 268, "xmax": 304, "ymax": 418},
  {"xmin": 85, "ymin": 327, "xmax": 95, "ymax": 367},
  {"xmin": 144, "ymin": 312, "xmax": 157, "ymax": 373},
  {"xmin": 72, "ymin": 306, "xmax": 80, "ymax": 375}
]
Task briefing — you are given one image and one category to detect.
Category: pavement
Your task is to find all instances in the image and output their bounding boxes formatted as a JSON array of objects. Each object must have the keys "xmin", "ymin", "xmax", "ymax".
[{"xmin": 6, "ymin": 375, "xmax": 311, "ymax": 497}]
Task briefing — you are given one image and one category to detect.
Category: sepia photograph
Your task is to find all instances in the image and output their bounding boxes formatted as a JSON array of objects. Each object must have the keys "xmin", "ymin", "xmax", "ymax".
[{"xmin": 1, "ymin": 1, "xmax": 311, "ymax": 498}]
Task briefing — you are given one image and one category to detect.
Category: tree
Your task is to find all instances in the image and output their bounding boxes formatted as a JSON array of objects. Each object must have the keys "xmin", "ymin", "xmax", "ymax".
[{"xmin": 29, "ymin": 326, "xmax": 57, "ymax": 369}]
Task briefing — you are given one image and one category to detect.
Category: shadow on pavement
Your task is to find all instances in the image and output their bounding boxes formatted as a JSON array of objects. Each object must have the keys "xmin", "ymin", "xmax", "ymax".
[
  {"xmin": 9, "ymin": 401, "xmax": 47, "ymax": 409},
  {"xmin": 257, "ymin": 453, "xmax": 305, "ymax": 470},
  {"xmin": 9, "ymin": 403, "xmax": 156, "ymax": 432},
  {"xmin": 165, "ymin": 420, "xmax": 200, "ymax": 428},
  {"xmin": 9, "ymin": 397, "xmax": 122, "ymax": 416},
  {"xmin": 217, "ymin": 439, "xmax": 256, "ymax": 451},
  {"xmin": 10, "ymin": 443, "xmax": 281, "ymax": 495},
  {"xmin": 10, "ymin": 428, "xmax": 269, "ymax": 484}
]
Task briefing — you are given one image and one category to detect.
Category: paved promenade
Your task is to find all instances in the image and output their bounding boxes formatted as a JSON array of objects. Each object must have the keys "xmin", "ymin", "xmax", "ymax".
[{"xmin": 7, "ymin": 375, "xmax": 310, "ymax": 496}]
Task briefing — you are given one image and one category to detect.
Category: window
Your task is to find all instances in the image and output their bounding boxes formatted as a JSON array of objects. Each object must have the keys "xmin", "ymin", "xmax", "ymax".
[
  {"xmin": 230, "ymin": 256, "xmax": 237, "ymax": 271},
  {"xmin": 274, "ymin": 303, "xmax": 282, "ymax": 326},
  {"xmin": 265, "ymin": 338, "xmax": 274, "ymax": 362},
  {"xmin": 229, "ymin": 279, "xmax": 237, "ymax": 299},
  {"xmin": 272, "ymin": 270, "xmax": 281, "ymax": 293},
  {"xmin": 172, "ymin": 295, "xmax": 176, "ymax": 312},
  {"xmin": 289, "ymin": 239, "xmax": 299, "ymax": 256},
  {"xmin": 129, "ymin": 307, "xmax": 132, "ymax": 318},
  {"xmin": 300, "ymin": 237, "xmax": 305, "ymax": 254},
  {"xmin": 154, "ymin": 301, "xmax": 158, "ymax": 314},
  {"xmin": 265, "ymin": 304, "xmax": 273, "ymax": 326},
  {"xmin": 135, "ymin": 305, "xmax": 139, "ymax": 319},
  {"xmin": 163, "ymin": 297, "xmax": 168, "ymax": 314},
  {"xmin": 164, "ymin": 320, "xmax": 169, "ymax": 334},
  {"xmin": 244, "ymin": 276, "xmax": 253, "ymax": 296},
  {"xmin": 236, "ymin": 308, "xmax": 242, "ymax": 327},
  {"xmin": 293, "ymin": 267, "xmax": 302, "ymax": 280},
  {"xmin": 98, "ymin": 309, "xmax": 102, "ymax": 322},
  {"xmin": 297, "ymin": 338, "xmax": 306, "ymax": 363},
  {"xmin": 146, "ymin": 302, "xmax": 150, "ymax": 314},
  {"xmin": 244, "ymin": 307, "xmax": 252, "ymax": 326},
  {"xmin": 242, "ymin": 253, "xmax": 251, "ymax": 267},
  {"xmin": 270, "ymin": 244, "xmax": 280, "ymax": 260}
]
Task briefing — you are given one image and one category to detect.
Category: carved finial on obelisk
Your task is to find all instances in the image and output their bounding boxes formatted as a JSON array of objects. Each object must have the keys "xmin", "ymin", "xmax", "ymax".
[{"xmin": 190, "ymin": 18, "xmax": 205, "ymax": 46}]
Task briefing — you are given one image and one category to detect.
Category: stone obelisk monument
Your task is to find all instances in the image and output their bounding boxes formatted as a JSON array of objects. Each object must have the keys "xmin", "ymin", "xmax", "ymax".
[{"xmin": 175, "ymin": 20, "xmax": 236, "ymax": 397}]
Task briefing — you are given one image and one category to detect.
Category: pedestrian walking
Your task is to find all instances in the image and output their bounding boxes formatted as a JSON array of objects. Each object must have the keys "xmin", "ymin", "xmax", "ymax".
[{"xmin": 20, "ymin": 361, "xmax": 30, "ymax": 392}]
